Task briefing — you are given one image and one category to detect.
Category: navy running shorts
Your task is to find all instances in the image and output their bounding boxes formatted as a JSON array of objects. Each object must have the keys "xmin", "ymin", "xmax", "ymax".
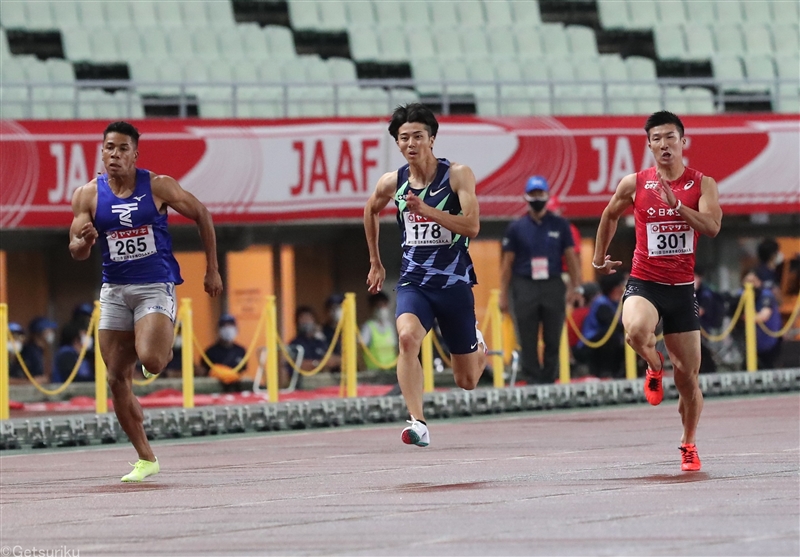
[
  {"xmin": 623, "ymin": 277, "xmax": 700, "ymax": 335},
  {"xmin": 396, "ymin": 282, "xmax": 478, "ymax": 354}
]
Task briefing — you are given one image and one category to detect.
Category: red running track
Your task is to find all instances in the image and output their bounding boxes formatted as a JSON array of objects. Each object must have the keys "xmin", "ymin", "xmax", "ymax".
[{"xmin": 1, "ymin": 394, "xmax": 798, "ymax": 556}]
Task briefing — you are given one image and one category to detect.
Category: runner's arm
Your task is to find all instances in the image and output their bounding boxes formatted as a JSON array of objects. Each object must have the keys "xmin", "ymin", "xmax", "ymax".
[
  {"xmin": 69, "ymin": 183, "xmax": 98, "ymax": 261},
  {"xmin": 592, "ymin": 174, "xmax": 636, "ymax": 272},
  {"xmin": 405, "ymin": 163, "xmax": 480, "ymax": 238},
  {"xmin": 675, "ymin": 176, "xmax": 722, "ymax": 237},
  {"xmin": 151, "ymin": 174, "xmax": 222, "ymax": 296},
  {"xmin": 364, "ymin": 172, "xmax": 397, "ymax": 294}
]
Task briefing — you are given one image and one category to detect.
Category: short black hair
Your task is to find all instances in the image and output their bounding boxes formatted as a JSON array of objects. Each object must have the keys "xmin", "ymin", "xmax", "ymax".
[
  {"xmin": 103, "ymin": 121, "xmax": 140, "ymax": 147},
  {"xmin": 644, "ymin": 111, "xmax": 684, "ymax": 139},
  {"xmin": 388, "ymin": 103, "xmax": 439, "ymax": 140},
  {"xmin": 368, "ymin": 292, "xmax": 389, "ymax": 308},
  {"xmin": 598, "ymin": 273, "xmax": 626, "ymax": 297},
  {"xmin": 295, "ymin": 305, "xmax": 316, "ymax": 323},
  {"xmin": 757, "ymin": 238, "xmax": 780, "ymax": 263}
]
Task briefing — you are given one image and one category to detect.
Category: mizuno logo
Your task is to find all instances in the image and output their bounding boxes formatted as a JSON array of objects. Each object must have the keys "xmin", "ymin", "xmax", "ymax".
[
  {"xmin": 430, "ymin": 186, "xmax": 447, "ymax": 196},
  {"xmin": 134, "ymin": 194, "xmax": 147, "ymax": 201},
  {"xmin": 111, "ymin": 202, "xmax": 138, "ymax": 228}
]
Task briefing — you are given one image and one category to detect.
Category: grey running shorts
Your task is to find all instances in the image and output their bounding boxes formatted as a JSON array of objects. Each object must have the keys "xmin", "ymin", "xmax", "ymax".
[{"xmin": 99, "ymin": 283, "xmax": 176, "ymax": 331}]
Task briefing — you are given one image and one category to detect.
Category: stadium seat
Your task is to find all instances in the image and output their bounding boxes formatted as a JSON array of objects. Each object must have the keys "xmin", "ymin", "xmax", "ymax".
[
  {"xmin": 305, "ymin": 56, "xmax": 332, "ymax": 82},
  {"xmin": 192, "ymin": 30, "xmax": 221, "ymax": 62},
  {"xmin": 237, "ymin": 86, "xmax": 284, "ymax": 118},
  {"xmin": 156, "ymin": 2, "xmax": 184, "ymax": 28},
  {"xmin": 626, "ymin": 56, "xmax": 657, "ymax": 81},
  {"xmin": 328, "ymin": 57, "xmax": 358, "ymax": 84},
  {"xmin": 401, "ymin": 2, "xmax": 431, "ymax": 25},
  {"xmin": 628, "ymin": 0, "xmax": 659, "ymax": 30},
  {"xmin": 635, "ymin": 84, "xmax": 663, "ymax": 113},
  {"xmin": 182, "ymin": 3, "xmax": 211, "ymax": 28},
  {"xmin": 540, "ymin": 23, "xmax": 570, "ymax": 57},
  {"xmin": 711, "ymin": 55, "xmax": 745, "ymax": 91},
  {"xmin": 772, "ymin": 1, "xmax": 799, "ymax": 24},
  {"xmin": 348, "ymin": 26, "xmax": 380, "ymax": 61},
  {"xmin": 407, "ymin": 27, "xmax": 436, "ymax": 61},
  {"xmin": 599, "ymin": 54, "xmax": 629, "ymax": 82},
  {"xmin": 514, "ymin": 26, "xmax": 544, "ymax": 60},
  {"xmin": 0, "ymin": 0, "xmax": 28, "ymax": 28},
  {"xmin": 78, "ymin": 2, "xmax": 107, "ymax": 28},
  {"xmin": 683, "ymin": 0, "xmax": 716, "ymax": 24},
  {"xmin": 434, "ymin": 27, "xmax": 463, "ymax": 61},
  {"xmin": 373, "ymin": 1, "xmax": 403, "ymax": 25},
  {"xmin": 742, "ymin": 25, "xmax": 773, "ymax": 55},
  {"xmin": 741, "ymin": 0, "xmax": 772, "ymax": 24},
  {"xmin": 482, "ymin": 0, "xmax": 514, "ymax": 27},
  {"xmin": 288, "ymin": 0, "xmax": 319, "ymax": 30},
  {"xmin": 141, "ymin": 30, "xmax": 170, "ymax": 62},
  {"xmin": 657, "ymin": 1, "xmax": 686, "ymax": 25},
  {"xmin": 683, "ymin": 23, "xmax": 715, "ymax": 60},
  {"xmin": 412, "ymin": 59, "xmax": 443, "ymax": 95},
  {"xmin": 317, "ymin": 1, "xmax": 348, "ymax": 31},
  {"xmin": 486, "ymin": 26, "xmax": 517, "ymax": 60},
  {"xmin": 129, "ymin": 59, "xmax": 163, "ymax": 95},
  {"xmin": 512, "ymin": 1, "xmax": 542, "ymax": 26},
  {"xmin": 597, "ymin": 0, "xmax": 630, "ymax": 29},
  {"xmin": 47, "ymin": 58, "xmax": 75, "ymax": 83},
  {"xmin": 206, "ymin": 1, "xmax": 236, "ymax": 28},
  {"xmin": 774, "ymin": 54, "xmax": 800, "ymax": 80},
  {"xmin": 167, "ymin": 29, "xmax": 196, "ymax": 61},
  {"xmin": 714, "ymin": 0, "xmax": 743, "ymax": 23},
  {"xmin": 684, "ymin": 87, "xmax": 716, "ymax": 114},
  {"xmin": 232, "ymin": 60, "xmax": 259, "ymax": 83},
  {"xmin": 50, "ymin": 0, "xmax": 81, "ymax": 29},
  {"xmin": 460, "ymin": 27, "xmax": 491, "ymax": 60},
  {"xmin": 259, "ymin": 59, "xmax": 284, "ymax": 83},
  {"xmin": 772, "ymin": 24, "xmax": 800, "ymax": 54},
  {"xmin": 742, "ymin": 54, "xmax": 776, "ymax": 93},
  {"xmin": 664, "ymin": 86, "xmax": 689, "ymax": 114},
  {"xmin": 606, "ymin": 84, "xmax": 637, "ymax": 114},
  {"xmin": 387, "ymin": 87, "xmax": 420, "ymax": 108},
  {"xmin": 567, "ymin": 25, "xmax": 599, "ymax": 57},
  {"xmin": 521, "ymin": 60, "xmax": 551, "ymax": 115},
  {"xmin": 287, "ymin": 86, "xmax": 335, "ymax": 117},
  {"xmin": 239, "ymin": 23, "xmax": 270, "ymax": 60},
  {"xmin": 654, "ymin": 24, "xmax": 686, "ymax": 59},
  {"xmin": 429, "ymin": 1, "xmax": 458, "ymax": 26},
  {"xmin": 27, "ymin": 1, "xmax": 56, "ymax": 30},
  {"xmin": 61, "ymin": 28, "xmax": 93, "ymax": 62},
  {"xmin": 549, "ymin": 61, "xmax": 583, "ymax": 115},
  {"xmin": 266, "ymin": 25, "xmax": 297, "ymax": 59},
  {"xmin": 573, "ymin": 58, "xmax": 604, "ymax": 114},
  {"xmin": 457, "ymin": 2, "xmax": 485, "ymax": 25},
  {"xmin": 344, "ymin": 0, "xmax": 376, "ymax": 26},
  {"xmin": 207, "ymin": 61, "xmax": 233, "ymax": 84},
  {"xmin": 440, "ymin": 60, "xmax": 473, "ymax": 96},
  {"xmin": 218, "ymin": 29, "xmax": 247, "ymax": 61},
  {"xmin": 377, "ymin": 26, "xmax": 410, "ymax": 62},
  {"xmin": 90, "ymin": 28, "xmax": 124, "ymax": 63},
  {"xmin": 282, "ymin": 58, "xmax": 306, "ymax": 84},
  {"xmin": 0, "ymin": 29, "xmax": 11, "ymax": 60},
  {"xmin": 713, "ymin": 24, "xmax": 745, "ymax": 55},
  {"xmin": 129, "ymin": 1, "xmax": 159, "ymax": 28}
]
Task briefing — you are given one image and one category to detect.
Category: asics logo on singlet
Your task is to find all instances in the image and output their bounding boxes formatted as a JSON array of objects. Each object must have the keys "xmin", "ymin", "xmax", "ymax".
[
  {"xmin": 684, "ymin": 180, "xmax": 694, "ymax": 190},
  {"xmin": 111, "ymin": 202, "xmax": 138, "ymax": 228},
  {"xmin": 644, "ymin": 181, "xmax": 660, "ymax": 190}
]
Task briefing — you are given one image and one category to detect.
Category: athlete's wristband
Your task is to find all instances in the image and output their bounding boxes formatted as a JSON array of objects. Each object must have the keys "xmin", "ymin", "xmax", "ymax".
[
  {"xmin": 674, "ymin": 199, "xmax": 682, "ymax": 212},
  {"xmin": 591, "ymin": 260, "xmax": 606, "ymax": 269}
]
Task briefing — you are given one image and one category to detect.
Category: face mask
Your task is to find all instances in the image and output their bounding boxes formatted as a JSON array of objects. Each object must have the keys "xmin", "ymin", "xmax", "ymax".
[
  {"xmin": 774, "ymin": 252, "xmax": 784, "ymax": 265},
  {"xmin": 7, "ymin": 340, "xmax": 21, "ymax": 353},
  {"xmin": 219, "ymin": 325, "xmax": 237, "ymax": 343},
  {"xmin": 333, "ymin": 307, "xmax": 343, "ymax": 322},
  {"xmin": 44, "ymin": 330, "xmax": 56, "ymax": 345},
  {"xmin": 376, "ymin": 307, "xmax": 392, "ymax": 323},
  {"xmin": 299, "ymin": 322, "xmax": 316, "ymax": 336},
  {"xmin": 528, "ymin": 199, "xmax": 547, "ymax": 213},
  {"xmin": 173, "ymin": 335, "xmax": 183, "ymax": 349},
  {"xmin": 81, "ymin": 334, "xmax": 93, "ymax": 351}
]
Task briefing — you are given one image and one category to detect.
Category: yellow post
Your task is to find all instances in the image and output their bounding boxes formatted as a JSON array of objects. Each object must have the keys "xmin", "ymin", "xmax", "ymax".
[
  {"xmin": 559, "ymin": 322, "xmax": 571, "ymax": 384},
  {"xmin": 94, "ymin": 301, "xmax": 108, "ymax": 414},
  {"xmin": 744, "ymin": 282, "xmax": 757, "ymax": 372},
  {"xmin": 489, "ymin": 289, "xmax": 504, "ymax": 388},
  {"xmin": 422, "ymin": 331, "xmax": 434, "ymax": 393},
  {"xmin": 624, "ymin": 338, "xmax": 637, "ymax": 380},
  {"xmin": 265, "ymin": 295, "xmax": 279, "ymax": 403},
  {"xmin": 0, "ymin": 303, "xmax": 9, "ymax": 421},
  {"xmin": 181, "ymin": 299, "xmax": 194, "ymax": 409},
  {"xmin": 343, "ymin": 293, "xmax": 358, "ymax": 398}
]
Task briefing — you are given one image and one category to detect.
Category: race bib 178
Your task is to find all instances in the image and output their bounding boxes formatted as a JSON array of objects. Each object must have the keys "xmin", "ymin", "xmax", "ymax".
[{"xmin": 404, "ymin": 213, "xmax": 452, "ymax": 246}]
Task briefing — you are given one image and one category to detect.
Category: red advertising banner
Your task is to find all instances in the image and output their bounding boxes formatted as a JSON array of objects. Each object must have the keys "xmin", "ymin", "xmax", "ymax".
[{"xmin": 1, "ymin": 114, "xmax": 798, "ymax": 229}]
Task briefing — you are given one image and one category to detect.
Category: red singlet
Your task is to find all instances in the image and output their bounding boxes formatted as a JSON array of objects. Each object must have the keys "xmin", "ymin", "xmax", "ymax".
[{"xmin": 630, "ymin": 166, "xmax": 703, "ymax": 285}]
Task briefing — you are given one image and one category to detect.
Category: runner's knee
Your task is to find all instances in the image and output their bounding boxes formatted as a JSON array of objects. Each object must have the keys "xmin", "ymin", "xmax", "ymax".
[
  {"xmin": 138, "ymin": 349, "xmax": 169, "ymax": 374},
  {"xmin": 454, "ymin": 373, "xmax": 479, "ymax": 390},
  {"xmin": 625, "ymin": 327, "xmax": 650, "ymax": 349},
  {"xmin": 397, "ymin": 329, "xmax": 423, "ymax": 353},
  {"xmin": 673, "ymin": 369, "xmax": 699, "ymax": 393}
]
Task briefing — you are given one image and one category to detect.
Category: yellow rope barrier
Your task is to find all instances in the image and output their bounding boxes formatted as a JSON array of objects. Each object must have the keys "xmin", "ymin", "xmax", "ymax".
[
  {"xmin": 756, "ymin": 294, "xmax": 800, "ymax": 338},
  {"xmin": 700, "ymin": 294, "xmax": 747, "ymax": 342},
  {"xmin": 356, "ymin": 328, "xmax": 398, "ymax": 370},
  {"xmin": 279, "ymin": 315, "xmax": 344, "ymax": 376},
  {"xmin": 566, "ymin": 302, "xmax": 623, "ymax": 348},
  {"xmin": 430, "ymin": 332, "xmax": 452, "ymax": 368},
  {"xmin": 132, "ymin": 319, "xmax": 184, "ymax": 386},
  {"xmin": 9, "ymin": 310, "xmax": 98, "ymax": 396},
  {"xmin": 191, "ymin": 307, "xmax": 267, "ymax": 377}
]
